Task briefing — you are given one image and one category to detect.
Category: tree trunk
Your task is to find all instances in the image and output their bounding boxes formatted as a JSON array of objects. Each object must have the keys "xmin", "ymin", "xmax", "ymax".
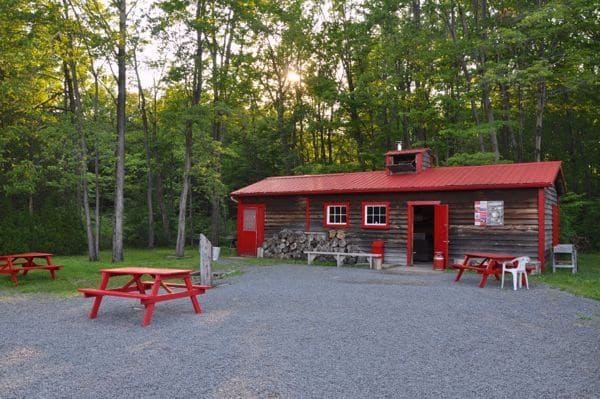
[
  {"xmin": 452, "ymin": 3, "xmax": 484, "ymax": 151},
  {"xmin": 500, "ymin": 82, "xmax": 517, "ymax": 160},
  {"xmin": 516, "ymin": 84, "xmax": 525, "ymax": 162},
  {"xmin": 112, "ymin": 0, "xmax": 127, "ymax": 262},
  {"xmin": 70, "ymin": 52, "xmax": 96, "ymax": 261},
  {"xmin": 150, "ymin": 87, "xmax": 170, "ymax": 240},
  {"xmin": 64, "ymin": 0, "xmax": 97, "ymax": 261},
  {"xmin": 133, "ymin": 48, "xmax": 154, "ymax": 248},
  {"xmin": 175, "ymin": 0, "xmax": 205, "ymax": 257},
  {"xmin": 211, "ymin": 198, "xmax": 220, "ymax": 247},
  {"xmin": 342, "ymin": 58, "xmax": 364, "ymax": 168},
  {"xmin": 89, "ymin": 41, "xmax": 101, "ymax": 259},
  {"xmin": 476, "ymin": 0, "xmax": 499, "ymax": 160},
  {"xmin": 94, "ymin": 146, "xmax": 101, "ymax": 257},
  {"xmin": 534, "ymin": 80, "xmax": 546, "ymax": 162},
  {"xmin": 175, "ymin": 122, "xmax": 193, "ymax": 257}
]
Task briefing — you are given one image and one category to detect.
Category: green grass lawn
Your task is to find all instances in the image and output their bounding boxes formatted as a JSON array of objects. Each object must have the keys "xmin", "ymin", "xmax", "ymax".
[
  {"xmin": 0, "ymin": 247, "xmax": 240, "ymax": 297},
  {"xmin": 1, "ymin": 248, "xmax": 598, "ymax": 301},
  {"xmin": 532, "ymin": 252, "xmax": 600, "ymax": 301}
]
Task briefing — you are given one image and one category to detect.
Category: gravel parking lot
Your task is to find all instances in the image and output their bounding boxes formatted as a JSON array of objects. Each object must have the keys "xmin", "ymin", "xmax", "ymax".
[{"xmin": 1, "ymin": 265, "xmax": 599, "ymax": 399}]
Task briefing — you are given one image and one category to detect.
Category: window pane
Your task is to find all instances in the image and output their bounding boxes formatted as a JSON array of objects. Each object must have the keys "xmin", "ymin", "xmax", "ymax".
[
  {"xmin": 243, "ymin": 209, "xmax": 257, "ymax": 231},
  {"xmin": 327, "ymin": 205, "xmax": 347, "ymax": 225},
  {"xmin": 365, "ymin": 205, "xmax": 387, "ymax": 226}
]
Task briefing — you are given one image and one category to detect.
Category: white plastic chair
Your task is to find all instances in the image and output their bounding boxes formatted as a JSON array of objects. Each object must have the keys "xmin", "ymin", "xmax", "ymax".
[{"xmin": 501, "ymin": 256, "xmax": 530, "ymax": 290}]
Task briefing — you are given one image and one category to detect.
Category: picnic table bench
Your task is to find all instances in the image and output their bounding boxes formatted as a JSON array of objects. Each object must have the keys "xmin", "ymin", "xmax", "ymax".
[
  {"xmin": 304, "ymin": 251, "xmax": 382, "ymax": 269},
  {"xmin": 78, "ymin": 267, "xmax": 211, "ymax": 326},
  {"xmin": 0, "ymin": 252, "xmax": 63, "ymax": 286}
]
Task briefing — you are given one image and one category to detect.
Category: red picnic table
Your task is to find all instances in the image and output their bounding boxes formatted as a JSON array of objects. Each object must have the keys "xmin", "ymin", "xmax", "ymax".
[
  {"xmin": 0, "ymin": 252, "xmax": 63, "ymax": 286},
  {"xmin": 78, "ymin": 267, "xmax": 210, "ymax": 326},
  {"xmin": 452, "ymin": 252, "xmax": 517, "ymax": 288}
]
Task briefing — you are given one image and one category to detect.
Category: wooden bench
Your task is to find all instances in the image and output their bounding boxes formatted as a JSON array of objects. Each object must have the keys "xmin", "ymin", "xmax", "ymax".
[
  {"xmin": 0, "ymin": 264, "xmax": 63, "ymax": 285},
  {"xmin": 451, "ymin": 263, "xmax": 487, "ymax": 273},
  {"xmin": 16, "ymin": 264, "xmax": 63, "ymax": 276},
  {"xmin": 304, "ymin": 251, "xmax": 382, "ymax": 269},
  {"xmin": 78, "ymin": 288, "xmax": 148, "ymax": 300}
]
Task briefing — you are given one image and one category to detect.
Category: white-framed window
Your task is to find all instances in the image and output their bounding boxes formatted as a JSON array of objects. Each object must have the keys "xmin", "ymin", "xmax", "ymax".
[
  {"xmin": 362, "ymin": 202, "xmax": 390, "ymax": 229},
  {"xmin": 324, "ymin": 202, "xmax": 349, "ymax": 227}
]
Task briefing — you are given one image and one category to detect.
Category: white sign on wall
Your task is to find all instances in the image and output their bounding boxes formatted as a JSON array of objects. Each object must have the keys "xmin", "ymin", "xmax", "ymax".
[{"xmin": 474, "ymin": 201, "xmax": 504, "ymax": 226}]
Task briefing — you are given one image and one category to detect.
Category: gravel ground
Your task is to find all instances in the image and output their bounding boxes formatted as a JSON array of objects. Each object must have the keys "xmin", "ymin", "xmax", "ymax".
[{"xmin": 1, "ymin": 265, "xmax": 599, "ymax": 399}]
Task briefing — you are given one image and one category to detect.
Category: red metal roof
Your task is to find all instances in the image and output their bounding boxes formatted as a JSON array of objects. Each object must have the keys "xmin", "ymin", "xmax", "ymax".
[{"xmin": 230, "ymin": 161, "xmax": 564, "ymax": 197}]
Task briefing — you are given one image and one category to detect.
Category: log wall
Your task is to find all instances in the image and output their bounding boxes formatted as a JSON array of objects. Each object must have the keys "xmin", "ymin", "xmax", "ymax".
[{"xmin": 242, "ymin": 187, "xmax": 551, "ymax": 266}]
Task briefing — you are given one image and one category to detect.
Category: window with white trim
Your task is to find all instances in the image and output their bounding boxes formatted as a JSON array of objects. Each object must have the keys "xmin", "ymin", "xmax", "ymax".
[
  {"xmin": 325, "ymin": 204, "xmax": 348, "ymax": 226},
  {"xmin": 362, "ymin": 202, "xmax": 390, "ymax": 228}
]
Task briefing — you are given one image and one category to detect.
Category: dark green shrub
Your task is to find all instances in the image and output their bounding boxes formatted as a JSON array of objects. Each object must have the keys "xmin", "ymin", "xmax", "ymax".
[
  {"xmin": 560, "ymin": 193, "xmax": 600, "ymax": 250},
  {"xmin": 0, "ymin": 203, "xmax": 86, "ymax": 255}
]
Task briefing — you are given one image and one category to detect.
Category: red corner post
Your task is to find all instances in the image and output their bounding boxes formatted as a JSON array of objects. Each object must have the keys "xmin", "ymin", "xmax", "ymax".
[{"xmin": 538, "ymin": 189, "xmax": 545, "ymax": 272}]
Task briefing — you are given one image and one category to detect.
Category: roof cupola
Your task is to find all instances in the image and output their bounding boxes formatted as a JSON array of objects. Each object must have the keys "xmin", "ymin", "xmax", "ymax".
[{"xmin": 385, "ymin": 148, "xmax": 434, "ymax": 175}]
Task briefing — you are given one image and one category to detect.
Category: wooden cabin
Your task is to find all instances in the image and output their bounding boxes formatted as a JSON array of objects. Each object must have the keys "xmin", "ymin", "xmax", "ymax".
[{"xmin": 230, "ymin": 148, "xmax": 566, "ymax": 271}]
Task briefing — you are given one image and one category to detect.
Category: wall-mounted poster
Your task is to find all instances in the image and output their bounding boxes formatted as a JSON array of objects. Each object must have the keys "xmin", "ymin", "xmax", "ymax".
[{"xmin": 474, "ymin": 201, "xmax": 504, "ymax": 226}]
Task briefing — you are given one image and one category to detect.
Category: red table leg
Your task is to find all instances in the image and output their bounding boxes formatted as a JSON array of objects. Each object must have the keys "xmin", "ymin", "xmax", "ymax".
[
  {"xmin": 454, "ymin": 269, "xmax": 465, "ymax": 282},
  {"xmin": 479, "ymin": 273, "xmax": 490, "ymax": 288},
  {"xmin": 185, "ymin": 276, "xmax": 202, "ymax": 314},
  {"xmin": 143, "ymin": 276, "xmax": 162, "ymax": 326},
  {"xmin": 90, "ymin": 272, "xmax": 110, "ymax": 319},
  {"xmin": 10, "ymin": 272, "xmax": 18, "ymax": 286}
]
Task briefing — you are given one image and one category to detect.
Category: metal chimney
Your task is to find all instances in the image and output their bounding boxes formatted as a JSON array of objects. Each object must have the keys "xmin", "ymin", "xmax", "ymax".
[{"xmin": 396, "ymin": 141, "xmax": 403, "ymax": 151}]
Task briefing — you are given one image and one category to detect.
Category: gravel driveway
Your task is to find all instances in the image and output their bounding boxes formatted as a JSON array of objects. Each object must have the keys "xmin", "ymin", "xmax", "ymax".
[{"xmin": 1, "ymin": 265, "xmax": 599, "ymax": 399}]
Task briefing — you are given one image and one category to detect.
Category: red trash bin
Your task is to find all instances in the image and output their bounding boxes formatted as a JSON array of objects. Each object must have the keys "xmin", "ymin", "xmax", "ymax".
[{"xmin": 372, "ymin": 241, "xmax": 385, "ymax": 261}]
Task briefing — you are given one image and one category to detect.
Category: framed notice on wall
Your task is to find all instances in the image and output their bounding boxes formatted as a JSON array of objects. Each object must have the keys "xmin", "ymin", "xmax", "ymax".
[{"xmin": 474, "ymin": 201, "xmax": 504, "ymax": 226}]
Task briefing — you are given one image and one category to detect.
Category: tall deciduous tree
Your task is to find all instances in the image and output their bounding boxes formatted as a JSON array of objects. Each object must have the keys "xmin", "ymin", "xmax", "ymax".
[
  {"xmin": 112, "ymin": 0, "xmax": 127, "ymax": 261},
  {"xmin": 174, "ymin": 0, "xmax": 207, "ymax": 257}
]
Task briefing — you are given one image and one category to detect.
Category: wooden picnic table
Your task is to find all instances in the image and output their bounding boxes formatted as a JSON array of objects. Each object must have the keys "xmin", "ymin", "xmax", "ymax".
[
  {"xmin": 451, "ymin": 252, "xmax": 516, "ymax": 288},
  {"xmin": 78, "ymin": 267, "xmax": 210, "ymax": 326},
  {"xmin": 0, "ymin": 252, "xmax": 63, "ymax": 286}
]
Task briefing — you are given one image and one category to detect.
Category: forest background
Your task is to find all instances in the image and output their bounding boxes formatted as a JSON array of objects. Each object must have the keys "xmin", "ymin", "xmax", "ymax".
[{"xmin": 0, "ymin": 0, "xmax": 598, "ymax": 261}]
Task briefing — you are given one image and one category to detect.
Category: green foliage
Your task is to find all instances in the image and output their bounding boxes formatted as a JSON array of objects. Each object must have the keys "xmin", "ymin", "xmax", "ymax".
[
  {"xmin": 292, "ymin": 162, "xmax": 362, "ymax": 175},
  {"xmin": 0, "ymin": 201, "xmax": 86, "ymax": 255},
  {"xmin": 445, "ymin": 152, "xmax": 512, "ymax": 167},
  {"xmin": 0, "ymin": 0, "xmax": 598, "ymax": 255},
  {"xmin": 559, "ymin": 193, "xmax": 600, "ymax": 250}
]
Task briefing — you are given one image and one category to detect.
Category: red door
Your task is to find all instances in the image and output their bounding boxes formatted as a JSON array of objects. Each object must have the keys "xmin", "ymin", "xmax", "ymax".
[
  {"xmin": 237, "ymin": 204, "xmax": 265, "ymax": 256},
  {"xmin": 434, "ymin": 204, "xmax": 449, "ymax": 268}
]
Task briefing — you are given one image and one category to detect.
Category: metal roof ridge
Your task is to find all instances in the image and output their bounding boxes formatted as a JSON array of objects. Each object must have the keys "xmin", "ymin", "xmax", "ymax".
[{"xmin": 264, "ymin": 161, "xmax": 561, "ymax": 180}]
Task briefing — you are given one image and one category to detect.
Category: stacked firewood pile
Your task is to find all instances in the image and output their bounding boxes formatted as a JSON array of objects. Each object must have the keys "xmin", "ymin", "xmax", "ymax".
[{"xmin": 262, "ymin": 229, "xmax": 361, "ymax": 263}]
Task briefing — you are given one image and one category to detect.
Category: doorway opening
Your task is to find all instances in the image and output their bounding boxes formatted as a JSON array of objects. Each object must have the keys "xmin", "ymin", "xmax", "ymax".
[
  {"xmin": 407, "ymin": 201, "xmax": 448, "ymax": 267},
  {"xmin": 413, "ymin": 205, "xmax": 434, "ymax": 262}
]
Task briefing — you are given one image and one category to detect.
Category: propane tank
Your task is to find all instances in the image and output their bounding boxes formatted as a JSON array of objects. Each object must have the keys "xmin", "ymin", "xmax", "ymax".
[{"xmin": 433, "ymin": 251, "xmax": 445, "ymax": 270}]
